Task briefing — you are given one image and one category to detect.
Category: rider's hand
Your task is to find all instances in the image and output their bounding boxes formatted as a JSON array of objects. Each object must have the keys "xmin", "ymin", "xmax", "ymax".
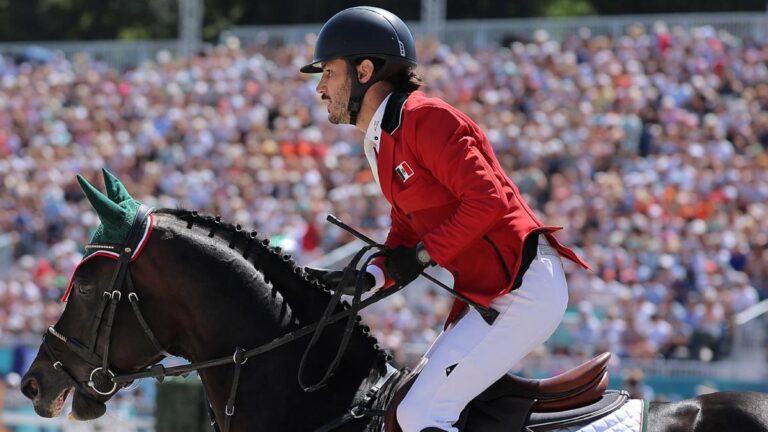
[
  {"xmin": 385, "ymin": 243, "xmax": 433, "ymax": 287},
  {"xmin": 304, "ymin": 267, "xmax": 376, "ymax": 296}
]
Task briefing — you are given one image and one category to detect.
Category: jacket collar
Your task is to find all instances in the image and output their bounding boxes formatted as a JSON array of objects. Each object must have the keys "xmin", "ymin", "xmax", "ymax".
[
  {"xmin": 363, "ymin": 91, "xmax": 410, "ymax": 150},
  {"xmin": 381, "ymin": 92, "xmax": 409, "ymax": 135},
  {"xmin": 364, "ymin": 93, "xmax": 392, "ymax": 151}
]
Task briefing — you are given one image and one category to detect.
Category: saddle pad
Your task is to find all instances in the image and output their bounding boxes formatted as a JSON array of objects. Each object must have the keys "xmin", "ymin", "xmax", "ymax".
[{"xmin": 548, "ymin": 399, "xmax": 644, "ymax": 432}]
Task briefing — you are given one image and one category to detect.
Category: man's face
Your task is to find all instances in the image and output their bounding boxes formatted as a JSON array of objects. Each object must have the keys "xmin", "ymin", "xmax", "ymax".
[{"xmin": 316, "ymin": 59, "xmax": 351, "ymax": 125}]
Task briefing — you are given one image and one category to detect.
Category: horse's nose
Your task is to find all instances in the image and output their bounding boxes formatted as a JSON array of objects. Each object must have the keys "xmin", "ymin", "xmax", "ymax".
[{"xmin": 21, "ymin": 375, "xmax": 40, "ymax": 400}]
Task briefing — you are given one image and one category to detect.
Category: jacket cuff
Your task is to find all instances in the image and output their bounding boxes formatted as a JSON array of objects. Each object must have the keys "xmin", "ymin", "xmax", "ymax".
[
  {"xmin": 368, "ymin": 255, "xmax": 396, "ymax": 289},
  {"xmin": 366, "ymin": 265, "xmax": 386, "ymax": 290}
]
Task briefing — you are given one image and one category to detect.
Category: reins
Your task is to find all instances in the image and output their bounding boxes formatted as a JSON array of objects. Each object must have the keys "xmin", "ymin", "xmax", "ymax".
[
  {"xmin": 297, "ymin": 244, "xmax": 388, "ymax": 392},
  {"xmin": 51, "ymin": 208, "xmax": 403, "ymax": 432},
  {"xmin": 112, "ymin": 266, "xmax": 402, "ymax": 429},
  {"xmin": 110, "ymin": 284, "xmax": 402, "ymax": 385},
  {"xmin": 107, "ymin": 216, "xmax": 402, "ymax": 431}
]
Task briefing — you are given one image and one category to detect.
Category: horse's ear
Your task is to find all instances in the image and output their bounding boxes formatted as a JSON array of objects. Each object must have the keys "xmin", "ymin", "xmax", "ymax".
[
  {"xmin": 101, "ymin": 168, "xmax": 133, "ymax": 203},
  {"xmin": 77, "ymin": 174, "xmax": 129, "ymax": 228}
]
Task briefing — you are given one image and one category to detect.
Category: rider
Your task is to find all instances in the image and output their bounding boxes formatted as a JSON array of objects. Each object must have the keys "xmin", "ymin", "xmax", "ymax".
[{"xmin": 301, "ymin": 6, "xmax": 590, "ymax": 432}]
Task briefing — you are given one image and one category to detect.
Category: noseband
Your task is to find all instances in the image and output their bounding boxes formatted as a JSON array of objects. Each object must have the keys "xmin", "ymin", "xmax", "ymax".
[{"xmin": 42, "ymin": 205, "xmax": 169, "ymax": 396}]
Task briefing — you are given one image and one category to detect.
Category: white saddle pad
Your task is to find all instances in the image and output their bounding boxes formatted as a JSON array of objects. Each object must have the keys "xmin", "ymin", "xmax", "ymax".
[{"xmin": 550, "ymin": 399, "xmax": 645, "ymax": 432}]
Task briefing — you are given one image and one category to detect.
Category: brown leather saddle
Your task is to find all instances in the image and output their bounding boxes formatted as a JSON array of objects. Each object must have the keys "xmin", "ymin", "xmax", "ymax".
[{"xmin": 384, "ymin": 352, "xmax": 613, "ymax": 432}]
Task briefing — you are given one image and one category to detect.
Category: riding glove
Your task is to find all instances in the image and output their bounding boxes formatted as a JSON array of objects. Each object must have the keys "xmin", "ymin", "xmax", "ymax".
[
  {"xmin": 385, "ymin": 243, "xmax": 433, "ymax": 287},
  {"xmin": 304, "ymin": 267, "xmax": 376, "ymax": 295}
]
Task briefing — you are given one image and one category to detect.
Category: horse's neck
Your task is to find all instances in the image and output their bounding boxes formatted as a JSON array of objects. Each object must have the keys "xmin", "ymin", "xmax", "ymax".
[{"xmin": 153, "ymin": 214, "xmax": 387, "ymax": 430}]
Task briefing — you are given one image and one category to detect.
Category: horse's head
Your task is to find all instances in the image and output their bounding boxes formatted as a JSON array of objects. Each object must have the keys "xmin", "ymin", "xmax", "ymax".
[
  {"xmin": 21, "ymin": 169, "xmax": 167, "ymax": 420},
  {"xmin": 21, "ymin": 169, "xmax": 391, "ymax": 429}
]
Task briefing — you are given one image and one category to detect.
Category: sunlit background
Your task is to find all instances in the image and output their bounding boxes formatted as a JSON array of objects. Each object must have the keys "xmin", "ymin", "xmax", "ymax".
[{"xmin": 2, "ymin": 0, "xmax": 768, "ymax": 430}]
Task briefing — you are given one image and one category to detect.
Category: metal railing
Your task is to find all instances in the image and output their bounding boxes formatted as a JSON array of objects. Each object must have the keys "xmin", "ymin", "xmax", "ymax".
[
  {"xmin": 225, "ymin": 11, "xmax": 768, "ymax": 48},
  {"xmin": 731, "ymin": 299, "xmax": 768, "ymax": 363},
  {"xmin": 0, "ymin": 39, "xmax": 184, "ymax": 69},
  {"xmin": 0, "ymin": 234, "xmax": 11, "ymax": 278},
  {"xmin": 2, "ymin": 12, "xmax": 767, "ymax": 69},
  {"xmin": 616, "ymin": 357, "xmax": 768, "ymax": 381}
]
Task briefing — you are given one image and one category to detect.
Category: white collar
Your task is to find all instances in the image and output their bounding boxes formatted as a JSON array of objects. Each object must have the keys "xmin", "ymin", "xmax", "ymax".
[{"xmin": 364, "ymin": 93, "xmax": 392, "ymax": 152}]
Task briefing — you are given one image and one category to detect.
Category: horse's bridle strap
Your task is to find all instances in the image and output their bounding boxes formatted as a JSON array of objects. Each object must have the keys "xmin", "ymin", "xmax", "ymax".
[
  {"xmin": 112, "ymin": 279, "xmax": 405, "ymax": 383},
  {"xmin": 93, "ymin": 204, "xmax": 155, "ymax": 375},
  {"xmin": 53, "ymin": 211, "xmax": 399, "ymax": 432},
  {"xmin": 44, "ymin": 205, "xmax": 166, "ymax": 396}
]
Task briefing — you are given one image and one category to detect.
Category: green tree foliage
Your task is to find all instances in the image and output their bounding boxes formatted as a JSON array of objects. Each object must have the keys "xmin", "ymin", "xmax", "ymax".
[
  {"xmin": 545, "ymin": 0, "xmax": 597, "ymax": 17},
  {"xmin": 201, "ymin": 0, "xmax": 420, "ymax": 39},
  {"xmin": 446, "ymin": 0, "xmax": 548, "ymax": 18},
  {"xmin": 590, "ymin": 0, "xmax": 766, "ymax": 14},
  {"xmin": 0, "ymin": 0, "xmax": 766, "ymax": 42},
  {"xmin": 0, "ymin": 0, "xmax": 177, "ymax": 41}
]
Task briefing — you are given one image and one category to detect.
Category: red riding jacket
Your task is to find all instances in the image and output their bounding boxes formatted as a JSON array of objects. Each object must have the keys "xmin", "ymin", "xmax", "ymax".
[{"xmin": 369, "ymin": 91, "xmax": 590, "ymax": 325}]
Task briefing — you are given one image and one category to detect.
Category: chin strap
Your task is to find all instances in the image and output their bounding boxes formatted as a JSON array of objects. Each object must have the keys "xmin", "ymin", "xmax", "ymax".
[{"xmin": 345, "ymin": 58, "xmax": 377, "ymax": 126}]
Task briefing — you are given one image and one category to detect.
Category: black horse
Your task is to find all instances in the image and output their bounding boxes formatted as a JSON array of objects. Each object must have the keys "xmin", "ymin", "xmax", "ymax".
[{"xmin": 20, "ymin": 173, "xmax": 768, "ymax": 431}]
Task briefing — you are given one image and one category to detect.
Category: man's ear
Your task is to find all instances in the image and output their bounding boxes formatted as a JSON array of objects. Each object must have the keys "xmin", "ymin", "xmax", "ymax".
[{"xmin": 357, "ymin": 59, "xmax": 375, "ymax": 84}]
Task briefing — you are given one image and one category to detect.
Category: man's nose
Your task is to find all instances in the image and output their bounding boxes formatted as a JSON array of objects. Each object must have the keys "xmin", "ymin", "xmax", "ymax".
[{"xmin": 316, "ymin": 77, "xmax": 326, "ymax": 94}]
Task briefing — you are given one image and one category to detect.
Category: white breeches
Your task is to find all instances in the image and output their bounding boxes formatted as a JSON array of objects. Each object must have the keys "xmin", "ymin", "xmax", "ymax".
[{"xmin": 396, "ymin": 242, "xmax": 569, "ymax": 432}]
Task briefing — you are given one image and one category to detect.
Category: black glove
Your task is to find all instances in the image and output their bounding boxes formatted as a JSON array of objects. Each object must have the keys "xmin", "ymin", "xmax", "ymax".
[
  {"xmin": 304, "ymin": 267, "xmax": 376, "ymax": 296},
  {"xmin": 385, "ymin": 243, "xmax": 432, "ymax": 287}
]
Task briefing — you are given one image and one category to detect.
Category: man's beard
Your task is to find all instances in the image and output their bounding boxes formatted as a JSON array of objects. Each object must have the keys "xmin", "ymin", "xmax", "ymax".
[{"xmin": 328, "ymin": 80, "xmax": 351, "ymax": 125}]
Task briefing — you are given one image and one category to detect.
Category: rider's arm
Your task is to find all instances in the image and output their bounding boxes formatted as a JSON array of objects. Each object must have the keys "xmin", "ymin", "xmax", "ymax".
[
  {"xmin": 406, "ymin": 105, "xmax": 509, "ymax": 265},
  {"xmin": 366, "ymin": 206, "xmax": 419, "ymax": 289}
]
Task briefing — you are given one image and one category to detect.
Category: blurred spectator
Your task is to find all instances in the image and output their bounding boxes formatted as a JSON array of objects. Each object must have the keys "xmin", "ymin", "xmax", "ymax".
[
  {"xmin": 623, "ymin": 368, "xmax": 655, "ymax": 400},
  {"xmin": 0, "ymin": 23, "xmax": 766, "ymax": 397}
]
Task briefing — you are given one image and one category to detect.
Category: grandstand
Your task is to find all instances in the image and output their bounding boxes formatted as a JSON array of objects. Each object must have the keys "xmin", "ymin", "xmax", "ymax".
[{"xmin": 1, "ymin": 9, "xmax": 768, "ymax": 431}]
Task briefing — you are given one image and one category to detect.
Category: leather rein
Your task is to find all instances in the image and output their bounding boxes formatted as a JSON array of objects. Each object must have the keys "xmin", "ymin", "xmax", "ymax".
[{"xmin": 45, "ymin": 207, "xmax": 401, "ymax": 431}]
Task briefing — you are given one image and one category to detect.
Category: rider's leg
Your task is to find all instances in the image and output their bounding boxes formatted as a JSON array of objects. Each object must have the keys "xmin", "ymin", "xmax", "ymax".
[{"xmin": 396, "ymin": 251, "xmax": 568, "ymax": 432}]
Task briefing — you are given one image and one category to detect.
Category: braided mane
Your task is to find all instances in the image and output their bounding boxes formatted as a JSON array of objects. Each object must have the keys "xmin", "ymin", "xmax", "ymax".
[{"xmin": 157, "ymin": 208, "xmax": 389, "ymax": 360}]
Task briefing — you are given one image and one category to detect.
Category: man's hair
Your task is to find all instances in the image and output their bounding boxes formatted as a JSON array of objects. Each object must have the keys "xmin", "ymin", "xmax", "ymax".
[
  {"xmin": 358, "ymin": 57, "xmax": 423, "ymax": 93},
  {"xmin": 386, "ymin": 68, "xmax": 423, "ymax": 93}
]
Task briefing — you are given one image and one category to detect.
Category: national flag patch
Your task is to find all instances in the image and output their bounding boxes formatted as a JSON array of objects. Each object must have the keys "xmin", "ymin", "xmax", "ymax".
[{"xmin": 395, "ymin": 161, "xmax": 414, "ymax": 182}]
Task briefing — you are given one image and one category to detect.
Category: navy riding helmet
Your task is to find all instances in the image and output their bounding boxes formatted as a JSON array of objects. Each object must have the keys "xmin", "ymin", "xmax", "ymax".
[{"xmin": 300, "ymin": 6, "xmax": 418, "ymax": 124}]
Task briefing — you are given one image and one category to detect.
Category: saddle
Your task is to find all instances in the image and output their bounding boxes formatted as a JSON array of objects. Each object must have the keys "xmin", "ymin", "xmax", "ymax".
[{"xmin": 384, "ymin": 352, "xmax": 621, "ymax": 432}]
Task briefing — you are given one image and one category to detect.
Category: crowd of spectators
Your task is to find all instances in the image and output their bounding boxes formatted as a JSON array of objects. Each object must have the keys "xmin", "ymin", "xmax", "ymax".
[{"xmin": 1, "ymin": 22, "xmax": 767, "ymax": 401}]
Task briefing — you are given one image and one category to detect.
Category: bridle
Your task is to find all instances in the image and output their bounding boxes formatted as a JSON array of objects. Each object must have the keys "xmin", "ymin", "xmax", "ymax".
[
  {"xmin": 42, "ymin": 204, "xmax": 169, "ymax": 396},
  {"xmin": 42, "ymin": 207, "xmax": 402, "ymax": 431}
]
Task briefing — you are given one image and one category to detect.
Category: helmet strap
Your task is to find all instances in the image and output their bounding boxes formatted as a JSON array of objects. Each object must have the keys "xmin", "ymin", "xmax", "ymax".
[
  {"xmin": 344, "ymin": 57, "xmax": 408, "ymax": 126},
  {"xmin": 345, "ymin": 58, "xmax": 381, "ymax": 126}
]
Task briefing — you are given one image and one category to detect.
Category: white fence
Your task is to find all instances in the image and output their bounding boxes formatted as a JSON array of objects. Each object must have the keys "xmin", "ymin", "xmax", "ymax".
[{"xmin": 397, "ymin": 340, "xmax": 768, "ymax": 381}]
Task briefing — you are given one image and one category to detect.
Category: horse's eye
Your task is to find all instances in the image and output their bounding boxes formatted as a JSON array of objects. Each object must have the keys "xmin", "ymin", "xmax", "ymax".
[{"xmin": 77, "ymin": 282, "xmax": 93, "ymax": 295}]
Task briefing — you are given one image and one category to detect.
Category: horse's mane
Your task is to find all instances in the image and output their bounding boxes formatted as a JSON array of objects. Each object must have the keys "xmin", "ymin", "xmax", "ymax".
[{"xmin": 156, "ymin": 208, "xmax": 389, "ymax": 361}]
